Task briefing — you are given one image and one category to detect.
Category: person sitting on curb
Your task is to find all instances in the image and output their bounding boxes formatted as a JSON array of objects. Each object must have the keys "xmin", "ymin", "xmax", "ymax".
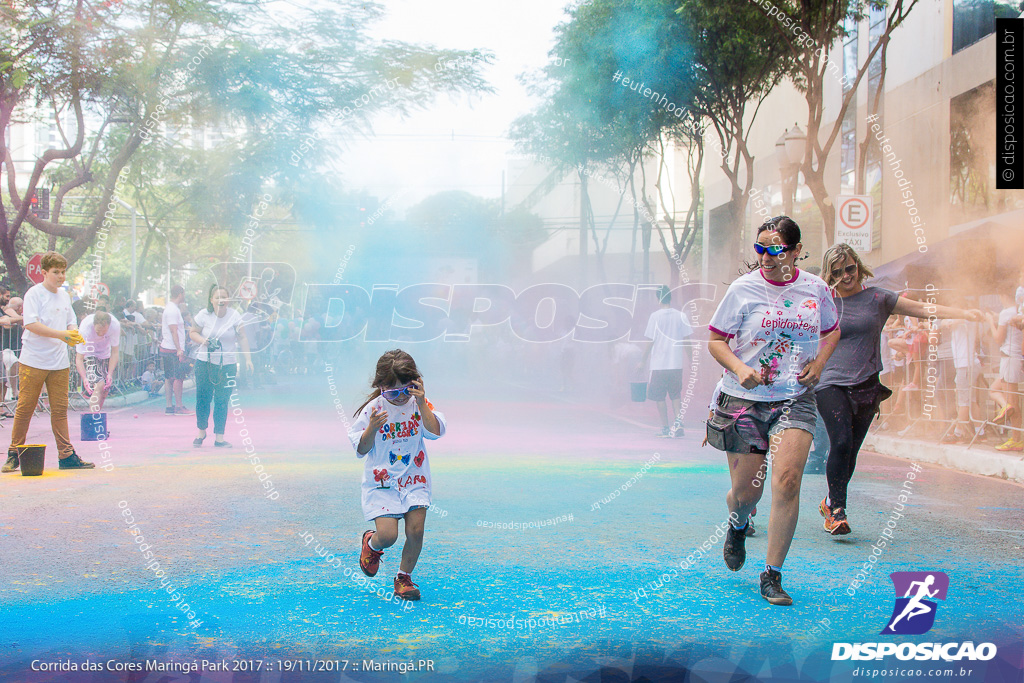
[{"xmin": 141, "ymin": 361, "xmax": 165, "ymax": 397}]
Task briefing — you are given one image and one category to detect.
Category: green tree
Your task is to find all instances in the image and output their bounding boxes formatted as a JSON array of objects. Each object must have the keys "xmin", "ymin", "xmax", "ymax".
[
  {"xmin": 749, "ymin": 0, "xmax": 920, "ymax": 244},
  {"xmin": 405, "ymin": 191, "xmax": 547, "ymax": 279},
  {"xmin": 1, "ymin": 0, "xmax": 491, "ymax": 291},
  {"xmin": 677, "ymin": 0, "xmax": 793, "ymax": 247},
  {"xmin": 512, "ymin": 0, "xmax": 702, "ymax": 284}
]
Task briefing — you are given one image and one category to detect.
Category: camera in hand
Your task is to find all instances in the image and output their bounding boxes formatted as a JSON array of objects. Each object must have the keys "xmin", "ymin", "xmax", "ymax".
[{"xmin": 206, "ymin": 337, "xmax": 222, "ymax": 354}]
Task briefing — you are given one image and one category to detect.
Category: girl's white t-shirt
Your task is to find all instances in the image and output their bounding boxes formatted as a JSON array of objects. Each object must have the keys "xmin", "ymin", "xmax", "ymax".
[
  {"xmin": 348, "ymin": 395, "xmax": 446, "ymax": 521},
  {"xmin": 193, "ymin": 308, "xmax": 243, "ymax": 364},
  {"xmin": 20, "ymin": 284, "xmax": 76, "ymax": 371},
  {"xmin": 708, "ymin": 269, "xmax": 838, "ymax": 402}
]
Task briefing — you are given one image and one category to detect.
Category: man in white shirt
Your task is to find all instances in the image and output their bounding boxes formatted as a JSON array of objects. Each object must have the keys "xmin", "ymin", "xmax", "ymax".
[
  {"xmin": 942, "ymin": 314, "xmax": 980, "ymax": 443},
  {"xmin": 2, "ymin": 252, "xmax": 92, "ymax": 473},
  {"xmin": 640, "ymin": 285, "xmax": 694, "ymax": 437},
  {"xmin": 119, "ymin": 299, "xmax": 144, "ymax": 376},
  {"xmin": 990, "ymin": 291, "xmax": 1024, "ymax": 451},
  {"xmin": 160, "ymin": 285, "xmax": 192, "ymax": 415},
  {"xmin": 75, "ymin": 311, "xmax": 121, "ymax": 411}
]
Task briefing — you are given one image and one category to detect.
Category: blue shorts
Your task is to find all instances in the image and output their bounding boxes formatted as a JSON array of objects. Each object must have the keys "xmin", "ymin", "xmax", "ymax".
[{"xmin": 375, "ymin": 505, "xmax": 428, "ymax": 520}]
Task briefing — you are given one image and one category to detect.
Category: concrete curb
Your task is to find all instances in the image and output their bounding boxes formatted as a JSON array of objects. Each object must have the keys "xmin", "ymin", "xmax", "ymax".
[
  {"xmin": 862, "ymin": 433, "xmax": 1024, "ymax": 484},
  {"xmin": 89, "ymin": 379, "xmax": 196, "ymax": 409}
]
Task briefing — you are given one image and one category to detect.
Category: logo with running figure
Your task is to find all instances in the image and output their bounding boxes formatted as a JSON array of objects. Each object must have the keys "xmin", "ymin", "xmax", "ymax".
[{"xmin": 881, "ymin": 571, "xmax": 950, "ymax": 635}]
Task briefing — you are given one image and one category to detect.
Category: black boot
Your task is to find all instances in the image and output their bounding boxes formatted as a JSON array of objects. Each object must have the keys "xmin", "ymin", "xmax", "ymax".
[{"xmin": 2, "ymin": 448, "xmax": 18, "ymax": 473}]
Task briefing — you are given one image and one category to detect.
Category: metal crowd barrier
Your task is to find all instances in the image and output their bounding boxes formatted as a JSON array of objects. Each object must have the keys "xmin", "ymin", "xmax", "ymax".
[
  {"xmin": 0, "ymin": 325, "xmax": 167, "ymax": 420},
  {"xmin": 873, "ymin": 349, "xmax": 1024, "ymax": 449}
]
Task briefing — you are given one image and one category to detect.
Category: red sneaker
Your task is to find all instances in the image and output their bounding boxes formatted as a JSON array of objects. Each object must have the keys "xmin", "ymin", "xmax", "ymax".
[
  {"xmin": 359, "ymin": 530, "xmax": 383, "ymax": 577},
  {"xmin": 394, "ymin": 572, "xmax": 421, "ymax": 601},
  {"xmin": 819, "ymin": 498, "xmax": 851, "ymax": 536}
]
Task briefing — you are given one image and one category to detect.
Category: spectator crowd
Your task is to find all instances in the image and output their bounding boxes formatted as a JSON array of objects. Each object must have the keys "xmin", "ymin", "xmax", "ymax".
[
  {"xmin": 869, "ymin": 280, "xmax": 1024, "ymax": 451},
  {"xmin": 0, "ymin": 269, "xmax": 346, "ymax": 422}
]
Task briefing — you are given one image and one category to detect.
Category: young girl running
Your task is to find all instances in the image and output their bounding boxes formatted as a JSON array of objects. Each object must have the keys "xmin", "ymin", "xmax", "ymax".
[{"xmin": 348, "ymin": 349, "xmax": 446, "ymax": 601}]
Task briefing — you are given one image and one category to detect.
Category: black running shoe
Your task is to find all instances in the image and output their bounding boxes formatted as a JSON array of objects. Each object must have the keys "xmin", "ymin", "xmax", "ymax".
[
  {"xmin": 723, "ymin": 524, "xmax": 747, "ymax": 571},
  {"xmin": 1, "ymin": 449, "xmax": 18, "ymax": 473},
  {"xmin": 59, "ymin": 451, "xmax": 95, "ymax": 469},
  {"xmin": 759, "ymin": 568, "xmax": 793, "ymax": 605}
]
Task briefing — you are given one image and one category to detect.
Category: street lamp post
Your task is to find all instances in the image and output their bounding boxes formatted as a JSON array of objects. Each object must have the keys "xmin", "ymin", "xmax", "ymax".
[
  {"xmin": 113, "ymin": 198, "xmax": 137, "ymax": 296},
  {"xmin": 153, "ymin": 227, "xmax": 171, "ymax": 302},
  {"xmin": 774, "ymin": 123, "xmax": 807, "ymax": 216}
]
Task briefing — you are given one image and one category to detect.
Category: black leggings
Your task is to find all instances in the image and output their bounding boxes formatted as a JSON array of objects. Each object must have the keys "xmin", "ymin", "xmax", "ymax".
[{"xmin": 815, "ymin": 385, "xmax": 877, "ymax": 510}]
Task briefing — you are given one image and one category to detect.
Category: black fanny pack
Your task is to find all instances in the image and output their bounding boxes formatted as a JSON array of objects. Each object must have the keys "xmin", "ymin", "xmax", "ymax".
[
  {"xmin": 823, "ymin": 374, "xmax": 892, "ymax": 414},
  {"xmin": 705, "ymin": 393, "xmax": 764, "ymax": 454}
]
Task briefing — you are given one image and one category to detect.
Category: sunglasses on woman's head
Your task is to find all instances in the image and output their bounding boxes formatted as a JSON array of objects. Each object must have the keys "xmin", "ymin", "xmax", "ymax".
[
  {"xmin": 753, "ymin": 243, "xmax": 794, "ymax": 257},
  {"xmin": 381, "ymin": 385, "xmax": 413, "ymax": 400},
  {"xmin": 831, "ymin": 263, "xmax": 858, "ymax": 279}
]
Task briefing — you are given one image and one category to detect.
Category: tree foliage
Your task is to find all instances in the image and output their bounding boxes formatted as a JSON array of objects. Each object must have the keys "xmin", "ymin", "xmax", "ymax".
[
  {"xmin": 406, "ymin": 190, "xmax": 547, "ymax": 279},
  {"xmin": 1, "ymin": 0, "xmax": 491, "ymax": 291},
  {"xmin": 749, "ymin": 0, "xmax": 919, "ymax": 244},
  {"xmin": 511, "ymin": 0, "xmax": 702, "ymax": 283},
  {"xmin": 676, "ymin": 0, "xmax": 793, "ymax": 239}
]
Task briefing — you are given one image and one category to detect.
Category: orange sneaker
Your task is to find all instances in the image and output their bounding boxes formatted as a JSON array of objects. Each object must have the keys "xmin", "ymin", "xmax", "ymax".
[
  {"xmin": 359, "ymin": 530, "xmax": 383, "ymax": 577},
  {"xmin": 394, "ymin": 572, "xmax": 421, "ymax": 601},
  {"xmin": 819, "ymin": 498, "xmax": 851, "ymax": 536}
]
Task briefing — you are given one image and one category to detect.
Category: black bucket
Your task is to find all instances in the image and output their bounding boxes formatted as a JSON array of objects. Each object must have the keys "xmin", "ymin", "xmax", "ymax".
[{"xmin": 16, "ymin": 444, "xmax": 46, "ymax": 476}]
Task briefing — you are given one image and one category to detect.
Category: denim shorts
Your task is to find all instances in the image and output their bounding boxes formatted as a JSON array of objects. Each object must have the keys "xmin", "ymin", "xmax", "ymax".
[{"xmin": 706, "ymin": 390, "xmax": 818, "ymax": 455}]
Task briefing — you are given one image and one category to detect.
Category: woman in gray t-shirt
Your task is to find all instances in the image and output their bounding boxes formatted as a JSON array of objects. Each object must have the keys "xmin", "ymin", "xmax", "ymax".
[{"xmin": 815, "ymin": 244, "xmax": 983, "ymax": 536}]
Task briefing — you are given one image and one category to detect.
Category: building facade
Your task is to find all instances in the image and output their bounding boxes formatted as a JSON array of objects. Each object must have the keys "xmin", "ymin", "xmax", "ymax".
[{"xmin": 701, "ymin": 0, "xmax": 1021, "ymax": 290}]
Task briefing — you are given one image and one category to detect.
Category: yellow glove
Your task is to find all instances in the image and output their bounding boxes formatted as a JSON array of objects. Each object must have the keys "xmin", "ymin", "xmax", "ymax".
[{"xmin": 63, "ymin": 330, "xmax": 86, "ymax": 346}]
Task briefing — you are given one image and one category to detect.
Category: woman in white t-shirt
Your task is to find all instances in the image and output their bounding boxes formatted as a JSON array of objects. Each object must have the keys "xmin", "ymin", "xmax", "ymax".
[
  {"xmin": 705, "ymin": 217, "xmax": 840, "ymax": 606},
  {"xmin": 189, "ymin": 285, "xmax": 253, "ymax": 447}
]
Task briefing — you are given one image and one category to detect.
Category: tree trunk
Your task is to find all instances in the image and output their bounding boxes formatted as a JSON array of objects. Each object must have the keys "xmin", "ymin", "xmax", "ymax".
[
  {"xmin": 0, "ymin": 232, "xmax": 27, "ymax": 293},
  {"xmin": 803, "ymin": 166, "xmax": 835, "ymax": 247},
  {"xmin": 578, "ymin": 170, "xmax": 589, "ymax": 285}
]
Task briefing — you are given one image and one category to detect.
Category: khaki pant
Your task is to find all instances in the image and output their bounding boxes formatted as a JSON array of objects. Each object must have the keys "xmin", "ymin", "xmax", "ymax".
[{"xmin": 9, "ymin": 363, "xmax": 73, "ymax": 458}]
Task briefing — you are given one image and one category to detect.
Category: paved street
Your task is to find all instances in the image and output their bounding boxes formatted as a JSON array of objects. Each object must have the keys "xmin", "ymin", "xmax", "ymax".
[{"xmin": 1, "ymin": 372, "xmax": 1022, "ymax": 681}]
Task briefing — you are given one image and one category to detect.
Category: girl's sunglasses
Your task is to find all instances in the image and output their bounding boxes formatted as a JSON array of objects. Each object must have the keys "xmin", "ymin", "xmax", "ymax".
[
  {"xmin": 381, "ymin": 385, "xmax": 413, "ymax": 400},
  {"xmin": 831, "ymin": 263, "xmax": 858, "ymax": 279},
  {"xmin": 753, "ymin": 243, "xmax": 794, "ymax": 257}
]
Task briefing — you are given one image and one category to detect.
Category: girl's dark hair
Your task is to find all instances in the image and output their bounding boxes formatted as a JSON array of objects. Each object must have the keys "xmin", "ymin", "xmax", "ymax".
[
  {"xmin": 207, "ymin": 284, "xmax": 229, "ymax": 314},
  {"xmin": 353, "ymin": 349, "xmax": 422, "ymax": 417},
  {"xmin": 744, "ymin": 215, "xmax": 803, "ymax": 274},
  {"xmin": 757, "ymin": 215, "xmax": 801, "ymax": 245}
]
